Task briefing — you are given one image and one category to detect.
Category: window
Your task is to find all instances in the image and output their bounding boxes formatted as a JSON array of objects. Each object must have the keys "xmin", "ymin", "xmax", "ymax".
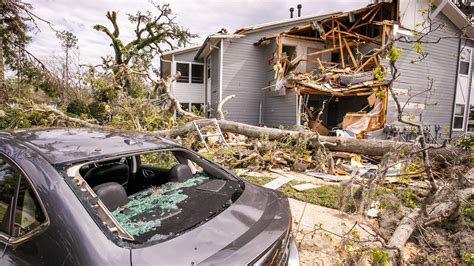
[
  {"xmin": 459, "ymin": 48, "xmax": 471, "ymax": 75},
  {"xmin": 175, "ymin": 63, "xmax": 204, "ymax": 84},
  {"xmin": 13, "ymin": 177, "xmax": 46, "ymax": 237},
  {"xmin": 0, "ymin": 156, "xmax": 46, "ymax": 238},
  {"xmin": 453, "ymin": 104, "xmax": 465, "ymax": 129},
  {"xmin": 0, "ymin": 157, "xmax": 20, "ymax": 234},
  {"xmin": 192, "ymin": 64, "xmax": 204, "ymax": 84},
  {"xmin": 176, "ymin": 63, "xmax": 189, "ymax": 83},
  {"xmin": 191, "ymin": 103, "xmax": 203, "ymax": 114},
  {"xmin": 207, "ymin": 58, "xmax": 211, "ymax": 79},
  {"xmin": 180, "ymin": 102, "xmax": 189, "ymax": 112},
  {"xmin": 141, "ymin": 151, "xmax": 179, "ymax": 170}
]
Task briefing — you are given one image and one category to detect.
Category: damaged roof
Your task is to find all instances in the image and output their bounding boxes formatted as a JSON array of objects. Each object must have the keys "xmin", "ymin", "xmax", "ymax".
[{"xmin": 234, "ymin": 12, "xmax": 340, "ymax": 35}]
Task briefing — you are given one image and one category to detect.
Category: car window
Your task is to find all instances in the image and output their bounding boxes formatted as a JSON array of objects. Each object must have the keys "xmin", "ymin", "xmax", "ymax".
[
  {"xmin": 13, "ymin": 176, "xmax": 46, "ymax": 238},
  {"xmin": 0, "ymin": 157, "xmax": 20, "ymax": 234},
  {"xmin": 141, "ymin": 151, "xmax": 179, "ymax": 170}
]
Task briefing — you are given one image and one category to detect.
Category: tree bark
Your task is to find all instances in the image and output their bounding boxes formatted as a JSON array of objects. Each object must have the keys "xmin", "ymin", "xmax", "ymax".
[
  {"xmin": 0, "ymin": 37, "xmax": 8, "ymax": 103},
  {"xmin": 386, "ymin": 178, "xmax": 474, "ymax": 264},
  {"xmin": 155, "ymin": 119, "xmax": 466, "ymax": 162}
]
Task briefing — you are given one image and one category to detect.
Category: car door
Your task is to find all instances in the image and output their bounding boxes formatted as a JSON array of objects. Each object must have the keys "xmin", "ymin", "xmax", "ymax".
[{"xmin": 0, "ymin": 154, "xmax": 48, "ymax": 265}]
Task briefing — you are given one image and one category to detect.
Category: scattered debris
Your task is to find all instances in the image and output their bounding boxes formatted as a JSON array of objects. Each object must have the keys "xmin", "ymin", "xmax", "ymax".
[
  {"xmin": 306, "ymin": 172, "xmax": 340, "ymax": 182},
  {"xmin": 292, "ymin": 183, "xmax": 319, "ymax": 192},
  {"xmin": 264, "ymin": 176, "xmax": 293, "ymax": 190}
]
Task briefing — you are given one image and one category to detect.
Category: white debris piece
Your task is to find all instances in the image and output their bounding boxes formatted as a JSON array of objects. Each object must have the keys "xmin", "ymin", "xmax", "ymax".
[
  {"xmin": 291, "ymin": 183, "xmax": 319, "ymax": 191},
  {"xmin": 264, "ymin": 176, "xmax": 292, "ymax": 190}
]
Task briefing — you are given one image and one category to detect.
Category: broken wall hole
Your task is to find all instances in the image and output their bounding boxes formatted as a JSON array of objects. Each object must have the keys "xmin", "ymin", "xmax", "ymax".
[{"xmin": 258, "ymin": 1, "xmax": 396, "ymax": 138}]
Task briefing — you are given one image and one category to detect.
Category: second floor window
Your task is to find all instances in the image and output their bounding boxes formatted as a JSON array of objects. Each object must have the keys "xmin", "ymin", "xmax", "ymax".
[{"xmin": 176, "ymin": 63, "xmax": 204, "ymax": 84}]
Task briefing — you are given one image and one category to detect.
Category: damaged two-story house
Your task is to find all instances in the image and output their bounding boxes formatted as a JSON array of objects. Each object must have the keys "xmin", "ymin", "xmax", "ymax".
[{"xmin": 161, "ymin": 0, "xmax": 474, "ymax": 141}]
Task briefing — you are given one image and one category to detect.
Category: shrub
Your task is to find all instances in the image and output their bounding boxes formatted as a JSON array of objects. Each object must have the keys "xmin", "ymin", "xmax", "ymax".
[{"xmin": 67, "ymin": 100, "xmax": 88, "ymax": 115}]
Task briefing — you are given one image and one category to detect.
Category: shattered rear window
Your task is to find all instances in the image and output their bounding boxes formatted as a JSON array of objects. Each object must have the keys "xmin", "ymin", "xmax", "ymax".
[
  {"xmin": 69, "ymin": 149, "xmax": 244, "ymax": 246},
  {"xmin": 112, "ymin": 173, "xmax": 209, "ymax": 241}
]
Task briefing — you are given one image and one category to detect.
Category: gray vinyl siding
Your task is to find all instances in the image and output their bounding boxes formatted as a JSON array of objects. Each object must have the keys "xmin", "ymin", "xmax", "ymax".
[
  {"xmin": 263, "ymin": 90, "xmax": 298, "ymax": 127},
  {"xmin": 209, "ymin": 48, "xmax": 220, "ymax": 117},
  {"xmin": 173, "ymin": 49, "xmax": 202, "ymax": 63},
  {"xmin": 171, "ymin": 49, "xmax": 205, "ymax": 104},
  {"xmin": 390, "ymin": 13, "xmax": 460, "ymax": 139},
  {"xmin": 219, "ymin": 17, "xmax": 332, "ymax": 125}
]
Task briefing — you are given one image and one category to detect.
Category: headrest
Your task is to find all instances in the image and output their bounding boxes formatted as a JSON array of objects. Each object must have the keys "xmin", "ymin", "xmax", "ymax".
[
  {"xmin": 169, "ymin": 164, "xmax": 193, "ymax": 183},
  {"xmin": 93, "ymin": 182, "xmax": 129, "ymax": 211},
  {"xmin": 84, "ymin": 163, "xmax": 129, "ymax": 188}
]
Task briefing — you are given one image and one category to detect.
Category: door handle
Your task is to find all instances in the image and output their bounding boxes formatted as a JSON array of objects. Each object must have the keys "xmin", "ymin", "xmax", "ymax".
[{"xmin": 143, "ymin": 169, "xmax": 155, "ymax": 178}]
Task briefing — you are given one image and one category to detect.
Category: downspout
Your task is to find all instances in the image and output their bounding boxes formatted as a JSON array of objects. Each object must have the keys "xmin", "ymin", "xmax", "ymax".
[
  {"xmin": 296, "ymin": 95, "xmax": 302, "ymax": 126},
  {"xmin": 449, "ymin": 38, "xmax": 462, "ymax": 139},
  {"xmin": 219, "ymin": 39, "xmax": 224, "ymax": 102},
  {"xmin": 171, "ymin": 54, "xmax": 176, "ymax": 119},
  {"xmin": 171, "ymin": 54, "xmax": 175, "ymax": 93}
]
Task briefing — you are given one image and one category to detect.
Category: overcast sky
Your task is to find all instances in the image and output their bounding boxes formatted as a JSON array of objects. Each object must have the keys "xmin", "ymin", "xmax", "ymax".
[{"xmin": 28, "ymin": 0, "xmax": 369, "ymax": 65}]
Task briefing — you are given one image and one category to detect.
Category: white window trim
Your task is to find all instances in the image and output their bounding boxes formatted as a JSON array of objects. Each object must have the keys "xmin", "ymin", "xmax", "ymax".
[
  {"xmin": 452, "ymin": 47, "xmax": 472, "ymax": 131},
  {"xmin": 173, "ymin": 61, "xmax": 205, "ymax": 84}
]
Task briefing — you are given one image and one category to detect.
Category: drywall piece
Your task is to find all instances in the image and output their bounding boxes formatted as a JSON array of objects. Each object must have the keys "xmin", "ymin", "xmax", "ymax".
[
  {"xmin": 291, "ymin": 183, "xmax": 319, "ymax": 191},
  {"xmin": 264, "ymin": 176, "xmax": 292, "ymax": 190}
]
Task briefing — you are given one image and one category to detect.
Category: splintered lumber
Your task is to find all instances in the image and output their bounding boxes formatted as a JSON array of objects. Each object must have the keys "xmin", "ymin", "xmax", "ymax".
[
  {"xmin": 283, "ymin": 34, "xmax": 323, "ymax": 42},
  {"xmin": 337, "ymin": 26, "xmax": 345, "ymax": 68},
  {"xmin": 343, "ymin": 38, "xmax": 358, "ymax": 67},
  {"xmin": 155, "ymin": 119, "xmax": 468, "ymax": 163},
  {"xmin": 306, "ymin": 41, "xmax": 360, "ymax": 57}
]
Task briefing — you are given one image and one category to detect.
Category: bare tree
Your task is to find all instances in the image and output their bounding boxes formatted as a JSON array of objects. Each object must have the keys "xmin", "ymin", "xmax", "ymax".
[{"xmin": 56, "ymin": 30, "xmax": 78, "ymax": 87}]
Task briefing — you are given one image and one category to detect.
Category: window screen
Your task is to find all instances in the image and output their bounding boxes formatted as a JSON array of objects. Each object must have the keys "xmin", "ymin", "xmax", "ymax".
[
  {"xmin": 191, "ymin": 64, "xmax": 204, "ymax": 84},
  {"xmin": 176, "ymin": 63, "xmax": 190, "ymax": 83}
]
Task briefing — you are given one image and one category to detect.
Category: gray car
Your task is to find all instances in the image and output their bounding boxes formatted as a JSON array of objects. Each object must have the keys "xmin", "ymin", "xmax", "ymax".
[{"xmin": 0, "ymin": 127, "xmax": 299, "ymax": 265}]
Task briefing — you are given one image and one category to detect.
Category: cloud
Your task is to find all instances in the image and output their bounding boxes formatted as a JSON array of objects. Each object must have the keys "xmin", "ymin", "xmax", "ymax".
[{"xmin": 27, "ymin": 0, "xmax": 369, "ymax": 66}]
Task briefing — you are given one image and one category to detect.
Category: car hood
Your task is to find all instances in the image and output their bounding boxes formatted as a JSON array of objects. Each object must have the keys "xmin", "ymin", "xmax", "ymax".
[{"xmin": 131, "ymin": 183, "xmax": 291, "ymax": 265}]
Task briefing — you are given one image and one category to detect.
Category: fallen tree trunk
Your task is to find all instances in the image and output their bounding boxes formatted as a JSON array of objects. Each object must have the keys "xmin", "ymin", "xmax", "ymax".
[
  {"xmin": 385, "ymin": 169, "xmax": 474, "ymax": 264},
  {"xmin": 155, "ymin": 119, "xmax": 465, "ymax": 161}
]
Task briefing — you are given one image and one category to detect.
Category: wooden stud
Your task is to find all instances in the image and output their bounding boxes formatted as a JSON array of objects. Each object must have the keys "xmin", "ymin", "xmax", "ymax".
[
  {"xmin": 282, "ymin": 34, "xmax": 323, "ymax": 42},
  {"xmin": 338, "ymin": 30, "xmax": 379, "ymax": 44},
  {"xmin": 337, "ymin": 25, "xmax": 345, "ymax": 68},
  {"xmin": 361, "ymin": 4, "xmax": 380, "ymax": 20},
  {"xmin": 347, "ymin": 16, "xmax": 363, "ymax": 32},
  {"xmin": 368, "ymin": 6, "xmax": 381, "ymax": 24},
  {"xmin": 332, "ymin": 18, "xmax": 336, "ymax": 48},
  {"xmin": 343, "ymin": 38, "xmax": 358, "ymax": 67},
  {"xmin": 335, "ymin": 20, "xmax": 349, "ymax": 31},
  {"xmin": 306, "ymin": 41, "xmax": 360, "ymax": 57},
  {"xmin": 381, "ymin": 23, "xmax": 386, "ymax": 47},
  {"xmin": 356, "ymin": 56, "xmax": 374, "ymax": 72},
  {"xmin": 316, "ymin": 58, "xmax": 326, "ymax": 73}
]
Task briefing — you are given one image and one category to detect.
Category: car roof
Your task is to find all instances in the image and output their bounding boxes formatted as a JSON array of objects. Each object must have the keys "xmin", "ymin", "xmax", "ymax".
[{"xmin": 0, "ymin": 127, "xmax": 178, "ymax": 164}]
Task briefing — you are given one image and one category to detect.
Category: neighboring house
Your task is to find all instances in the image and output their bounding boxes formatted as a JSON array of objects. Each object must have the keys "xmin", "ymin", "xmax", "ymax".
[{"xmin": 161, "ymin": 0, "xmax": 473, "ymax": 140}]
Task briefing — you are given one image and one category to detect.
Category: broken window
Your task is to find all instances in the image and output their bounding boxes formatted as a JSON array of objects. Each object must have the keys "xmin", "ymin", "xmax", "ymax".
[
  {"xmin": 176, "ymin": 63, "xmax": 190, "ymax": 83},
  {"xmin": 66, "ymin": 149, "xmax": 243, "ymax": 246}
]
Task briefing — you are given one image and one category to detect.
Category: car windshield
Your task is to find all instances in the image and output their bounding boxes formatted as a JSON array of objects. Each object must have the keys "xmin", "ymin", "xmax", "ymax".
[{"xmin": 66, "ymin": 149, "xmax": 243, "ymax": 246}]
